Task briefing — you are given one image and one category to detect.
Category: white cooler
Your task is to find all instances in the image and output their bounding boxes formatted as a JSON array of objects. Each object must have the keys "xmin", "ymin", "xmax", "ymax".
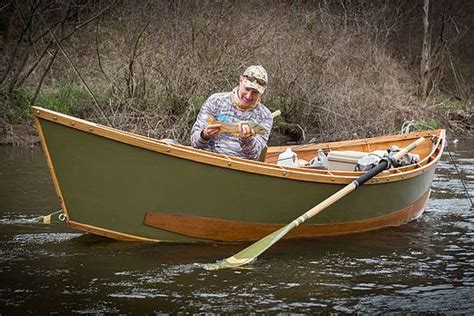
[{"xmin": 327, "ymin": 150, "xmax": 367, "ymax": 171}]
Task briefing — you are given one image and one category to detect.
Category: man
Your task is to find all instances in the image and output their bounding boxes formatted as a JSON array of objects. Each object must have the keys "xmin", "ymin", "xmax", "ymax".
[{"xmin": 190, "ymin": 65, "xmax": 273, "ymax": 160}]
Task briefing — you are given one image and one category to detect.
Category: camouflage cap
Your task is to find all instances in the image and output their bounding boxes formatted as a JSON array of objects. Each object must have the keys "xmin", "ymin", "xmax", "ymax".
[{"xmin": 242, "ymin": 65, "xmax": 268, "ymax": 94}]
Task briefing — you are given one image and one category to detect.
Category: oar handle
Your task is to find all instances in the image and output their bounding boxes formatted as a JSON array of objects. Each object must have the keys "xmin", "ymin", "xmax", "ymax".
[{"xmin": 392, "ymin": 137, "xmax": 425, "ymax": 160}]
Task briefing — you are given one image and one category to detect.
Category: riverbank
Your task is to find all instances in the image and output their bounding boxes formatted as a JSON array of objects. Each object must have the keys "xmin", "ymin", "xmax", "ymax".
[
  {"xmin": 1, "ymin": 108, "xmax": 471, "ymax": 147},
  {"xmin": 1, "ymin": 1, "xmax": 472, "ymax": 145},
  {"xmin": 0, "ymin": 123, "xmax": 39, "ymax": 146}
]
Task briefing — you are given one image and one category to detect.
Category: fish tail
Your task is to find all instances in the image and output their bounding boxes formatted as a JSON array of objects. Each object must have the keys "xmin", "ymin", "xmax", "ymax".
[{"xmin": 207, "ymin": 115, "xmax": 216, "ymax": 125}]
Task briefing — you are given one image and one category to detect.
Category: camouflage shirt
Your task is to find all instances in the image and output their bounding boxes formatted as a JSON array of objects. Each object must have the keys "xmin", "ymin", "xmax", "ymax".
[{"xmin": 190, "ymin": 89, "xmax": 273, "ymax": 160}]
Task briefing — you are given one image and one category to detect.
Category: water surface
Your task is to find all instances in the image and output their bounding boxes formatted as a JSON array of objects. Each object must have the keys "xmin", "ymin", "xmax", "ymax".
[{"xmin": 0, "ymin": 140, "xmax": 472, "ymax": 313}]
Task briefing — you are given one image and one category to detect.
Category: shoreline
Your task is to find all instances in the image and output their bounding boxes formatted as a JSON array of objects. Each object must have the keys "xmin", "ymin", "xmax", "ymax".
[
  {"xmin": 0, "ymin": 124, "xmax": 40, "ymax": 146},
  {"xmin": 1, "ymin": 121, "xmax": 471, "ymax": 147}
]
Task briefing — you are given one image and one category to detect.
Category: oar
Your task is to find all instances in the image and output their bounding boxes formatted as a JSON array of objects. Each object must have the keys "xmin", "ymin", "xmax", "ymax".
[
  {"xmin": 204, "ymin": 137, "xmax": 426, "ymax": 270},
  {"xmin": 271, "ymin": 110, "xmax": 281, "ymax": 118}
]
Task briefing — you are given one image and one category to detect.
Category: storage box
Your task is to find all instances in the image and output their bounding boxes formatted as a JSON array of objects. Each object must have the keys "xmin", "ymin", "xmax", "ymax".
[{"xmin": 327, "ymin": 150, "xmax": 367, "ymax": 171}]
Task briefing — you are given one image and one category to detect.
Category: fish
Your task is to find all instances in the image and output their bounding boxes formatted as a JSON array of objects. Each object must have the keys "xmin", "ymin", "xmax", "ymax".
[{"xmin": 207, "ymin": 115, "xmax": 267, "ymax": 135}]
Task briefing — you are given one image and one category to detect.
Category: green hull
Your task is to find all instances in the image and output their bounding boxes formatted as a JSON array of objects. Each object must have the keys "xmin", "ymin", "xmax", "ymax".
[{"xmin": 33, "ymin": 107, "xmax": 444, "ymax": 242}]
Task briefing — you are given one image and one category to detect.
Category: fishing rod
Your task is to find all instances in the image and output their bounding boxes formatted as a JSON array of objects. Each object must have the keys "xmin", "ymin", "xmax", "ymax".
[
  {"xmin": 402, "ymin": 120, "xmax": 472, "ymax": 208},
  {"xmin": 446, "ymin": 146, "xmax": 473, "ymax": 208}
]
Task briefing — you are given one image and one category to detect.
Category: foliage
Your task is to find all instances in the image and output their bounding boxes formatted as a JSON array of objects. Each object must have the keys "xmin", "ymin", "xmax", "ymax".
[
  {"xmin": 35, "ymin": 81, "xmax": 93, "ymax": 116},
  {"xmin": 0, "ymin": 86, "xmax": 33, "ymax": 123},
  {"xmin": 1, "ymin": 0, "xmax": 472, "ymax": 144}
]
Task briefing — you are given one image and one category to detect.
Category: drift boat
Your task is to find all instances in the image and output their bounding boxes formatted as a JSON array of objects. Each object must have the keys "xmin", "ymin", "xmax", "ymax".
[{"xmin": 32, "ymin": 106, "xmax": 446, "ymax": 242}]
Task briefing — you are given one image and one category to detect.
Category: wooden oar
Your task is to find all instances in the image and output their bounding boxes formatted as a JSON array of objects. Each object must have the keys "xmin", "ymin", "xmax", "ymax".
[
  {"xmin": 271, "ymin": 110, "xmax": 281, "ymax": 118},
  {"xmin": 204, "ymin": 137, "xmax": 426, "ymax": 270}
]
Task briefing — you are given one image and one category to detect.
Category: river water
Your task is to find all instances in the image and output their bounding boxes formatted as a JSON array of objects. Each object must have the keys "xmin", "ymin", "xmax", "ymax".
[{"xmin": 0, "ymin": 140, "xmax": 473, "ymax": 313}]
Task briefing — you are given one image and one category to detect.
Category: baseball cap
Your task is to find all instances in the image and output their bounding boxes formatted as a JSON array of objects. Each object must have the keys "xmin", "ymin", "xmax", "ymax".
[{"xmin": 242, "ymin": 65, "xmax": 267, "ymax": 94}]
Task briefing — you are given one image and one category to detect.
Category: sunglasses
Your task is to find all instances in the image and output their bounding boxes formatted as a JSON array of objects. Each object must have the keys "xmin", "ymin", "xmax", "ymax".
[{"xmin": 244, "ymin": 75, "xmax": 267, "ymax": 86}]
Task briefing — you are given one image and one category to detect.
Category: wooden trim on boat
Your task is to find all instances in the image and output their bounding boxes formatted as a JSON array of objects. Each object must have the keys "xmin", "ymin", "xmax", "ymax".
[
  {"xmin": 66, "ymin": 189, "xmax": 430, "ymax": 243},
  {"xmin": 67, "ymin": 220, "xmax": 161, "ymax": 242},
  {"xmin": 144, "ymin": 189, "xmax": 431, "ymax": 241},
  {"xmin": 33, "ymin": 116, "xmax": 71, "ymax": 220},
  {"xmin": 31, "ymin": 106, "xmax": 444, "ymax": 185}
]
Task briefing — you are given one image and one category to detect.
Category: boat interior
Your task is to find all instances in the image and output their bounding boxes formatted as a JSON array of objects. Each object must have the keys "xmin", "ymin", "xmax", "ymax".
[{"xmin": 263, "ymin": 129, "xmax": 445, "ymax": 175}]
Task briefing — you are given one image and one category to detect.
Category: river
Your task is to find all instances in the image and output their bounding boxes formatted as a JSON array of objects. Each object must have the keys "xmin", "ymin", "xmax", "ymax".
[{"xmin": 0, "ymin": 139, "xmax": 473, "ymax": 313}]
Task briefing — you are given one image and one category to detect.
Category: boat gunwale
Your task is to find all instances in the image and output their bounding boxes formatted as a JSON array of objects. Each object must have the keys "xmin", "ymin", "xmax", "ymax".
[{"xmin": 31, "ymin": 106, "xmax": 445, "ymax": 185}]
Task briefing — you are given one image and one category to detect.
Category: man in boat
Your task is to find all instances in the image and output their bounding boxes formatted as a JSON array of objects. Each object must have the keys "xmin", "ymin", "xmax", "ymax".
[{"xmin": 190, "ymin": 65, "xmax": 273, "ymax": 160}]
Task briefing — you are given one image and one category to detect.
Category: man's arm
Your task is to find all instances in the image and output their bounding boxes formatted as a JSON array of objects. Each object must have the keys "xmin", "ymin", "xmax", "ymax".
[{"xmin": 190, "ymin": 99, "xmax": 214, "ymax": 149}]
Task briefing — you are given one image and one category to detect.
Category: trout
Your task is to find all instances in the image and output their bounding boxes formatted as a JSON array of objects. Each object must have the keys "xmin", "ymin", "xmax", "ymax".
[{"xmin": 207, "ymin": 115, "xmax": 266, "ymax": 135}]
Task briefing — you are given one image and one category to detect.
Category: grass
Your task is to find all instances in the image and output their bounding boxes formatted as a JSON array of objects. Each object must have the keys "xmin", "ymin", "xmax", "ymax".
[
  {"xmin": 1, "ymin": 80, "xmax": 101, "ymax": 127},
  {"xmin": 35, "ymin": 81, "xmax": 98, "ymax": 116},
  {"xmin": 0, "ymin": 86, "xmax": 33, "ymax": 123}
]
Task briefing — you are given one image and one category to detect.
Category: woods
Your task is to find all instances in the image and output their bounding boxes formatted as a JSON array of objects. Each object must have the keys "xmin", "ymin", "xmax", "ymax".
[{"xmin": 1, "ymin": 0, "xmax": 472, "ymax": 145}]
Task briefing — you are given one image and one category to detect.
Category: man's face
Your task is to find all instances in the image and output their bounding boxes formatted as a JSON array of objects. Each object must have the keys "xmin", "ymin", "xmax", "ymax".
[{"xmin": 238, "ymin": 78, "xmax": 261, "ymax": 109}]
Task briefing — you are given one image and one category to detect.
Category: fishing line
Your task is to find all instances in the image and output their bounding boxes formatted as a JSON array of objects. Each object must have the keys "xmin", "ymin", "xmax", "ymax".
[
  {"xmin": 402, "ymin": 121, "xmax": 472, "ymax": 208},
  {"xmin": 446, "ymin": 146, "xmax": 473, "ymax": 207}
]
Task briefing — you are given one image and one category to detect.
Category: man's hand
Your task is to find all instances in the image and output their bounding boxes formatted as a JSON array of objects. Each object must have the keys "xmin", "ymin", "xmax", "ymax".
[
  {"xmin": 239, "ymin": 122, "xmax": 256, "ymax": 139},
  {"xmin": 201, "ymin": 123, "xmax": 222, "ymax": 140}
]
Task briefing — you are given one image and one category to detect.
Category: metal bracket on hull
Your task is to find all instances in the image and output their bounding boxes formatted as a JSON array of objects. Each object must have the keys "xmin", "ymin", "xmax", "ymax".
[{"xmin": 42, "ymin": 210, "xmax": 66, "ymax": 224}]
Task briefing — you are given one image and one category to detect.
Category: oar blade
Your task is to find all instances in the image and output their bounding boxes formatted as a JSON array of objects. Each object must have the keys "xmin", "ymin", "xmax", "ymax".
[{"xmin": 204, "ymin": 223, "xmax": 295, "ymax": 270}]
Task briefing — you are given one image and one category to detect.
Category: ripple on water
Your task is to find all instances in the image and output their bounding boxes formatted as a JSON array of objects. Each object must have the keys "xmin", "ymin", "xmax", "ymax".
[
  {"xmin": 139, "ymin": 263, "xmax": 196, "ymax": 284},
  {"xmin": 0, "ymin": 212, "xmax": 44, "ymax": 225},
  {"xmin": 108, "ymin": 291, "xmax": 169, "ymax": 299},
  {"xmin": 100, "ymin": 263, "xmax": 200, "ymax": 303},
  {"xmin": 192, "ymin": 292, "xmax": 229, "ymax": 298},
  {"xmin": 268, "ymin": 301, "xmax": 329, "ymax": 312},
  {"xmin": 71, "ymin": 303, "xmax": 120, "ymax": 314},
  {"xmin": 352, "ymin": 283, "xmax": 377, "ymax": 290},
  {"xmin": 397, "ymin": 284, "xmax": 454, "ymax": 295},
  {"xmin": 12, "ymin": 233, "xmax": 83, "ymax": 244}
]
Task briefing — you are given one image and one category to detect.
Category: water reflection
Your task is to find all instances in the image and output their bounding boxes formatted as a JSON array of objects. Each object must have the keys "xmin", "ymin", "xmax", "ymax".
[{"xmin": 0, "ymin": 140, "xmax": 473, "ymax": 313}]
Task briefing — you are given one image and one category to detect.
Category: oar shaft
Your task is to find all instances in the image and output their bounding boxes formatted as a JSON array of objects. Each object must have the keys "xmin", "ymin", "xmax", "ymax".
[{"xmin": 302, "ymin": 182, "xmax": 357, "ymax": 222}]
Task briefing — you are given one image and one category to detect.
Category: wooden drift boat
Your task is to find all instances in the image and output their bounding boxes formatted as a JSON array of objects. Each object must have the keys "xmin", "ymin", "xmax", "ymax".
[{"xmin": 32, "ymin": 106, "xmax": 446, "ymax": 243}]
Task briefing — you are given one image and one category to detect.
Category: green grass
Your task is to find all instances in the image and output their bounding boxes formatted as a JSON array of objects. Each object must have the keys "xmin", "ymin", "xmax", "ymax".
[
  {"xmin": 0, "ymin": 86, "xmax": 33, "ymax": 123},
  {"xmin": 1, "ymin": 80, "xmax": 107, "ymax": 127},
  {"xmin": 35, "ymin": 81, "xmax": 95, "ymax": 115},
  {"xmin": 438, "ymin": 97, "xmax": 466, "ymax": 112},
  {"xmin": 403, "ymin": 118, "xmax": 440, "ymax": 131}
]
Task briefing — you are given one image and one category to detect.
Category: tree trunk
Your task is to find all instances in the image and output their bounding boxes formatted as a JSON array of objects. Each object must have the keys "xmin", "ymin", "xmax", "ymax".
[{"xmin": 420, "ymin": 0, "xmax": 431, "ymax": 103}]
